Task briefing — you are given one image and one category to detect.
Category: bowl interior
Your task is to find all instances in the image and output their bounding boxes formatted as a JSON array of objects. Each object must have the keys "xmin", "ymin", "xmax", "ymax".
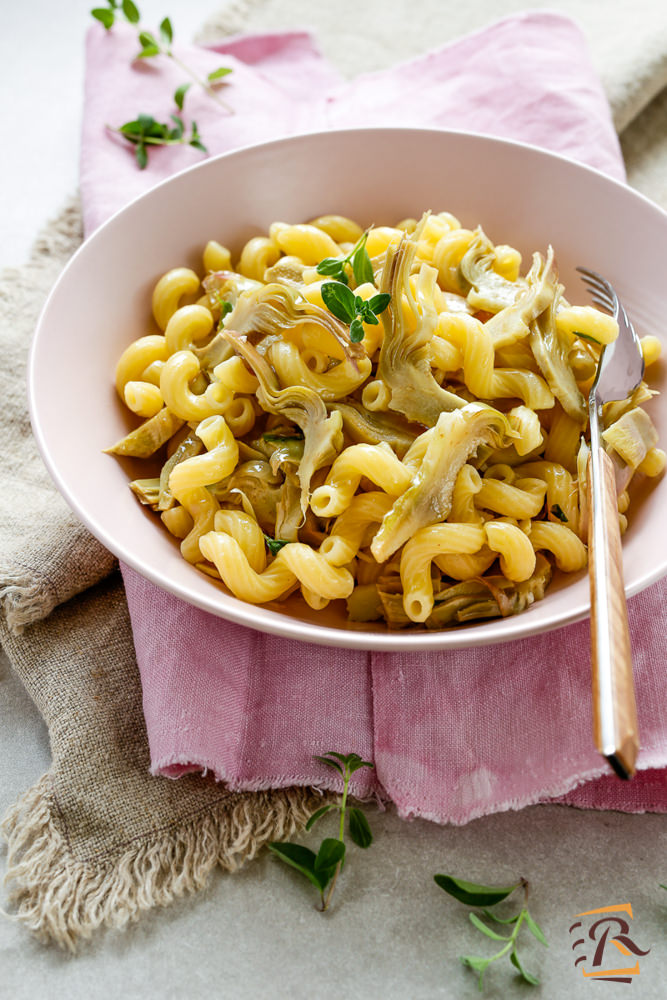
[{"xmin": 29, "ymin": 128, "xmax": 667, "ymax": 650}]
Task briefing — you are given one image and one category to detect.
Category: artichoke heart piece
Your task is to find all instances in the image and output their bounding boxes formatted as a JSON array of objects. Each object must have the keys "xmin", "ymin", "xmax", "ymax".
[
  {"xmin": 377, "ymin": 231, "xmax": 468, "ymax": 426},
  {"xmin": 105, "ymin": 408, "xmax": 185, "ymax": 458},
  {"xmin": 458, "ymin": 228, "xmax": 526, "ymax": 313},
  {"xmin": 425, "ymin": 553, "xmax": 553, "ymax": 628},
  {"xmin": 370, "ymin": 403, "xmax": 512, "ymax": 562},
  {"xmin": 330, "ymin": 401, "xmax": 418, "ymax": 458},
  {"xmin": 484, "ymin": 247, "xmax": 558, "ymax": 349},
  {"xmin": 220, "ymin": 280, "xmax": 365, "ymax": 365},
  {"xmin": 530, "ymin": 288, "xmax": 587, "ymax": 424},
  {"xmin": 222, "ymin": 331, "xmax": 343, "ymax": 513},
  {"xmin": 602, "ymin": 407, "xmax": 658, "ymax": 469}
]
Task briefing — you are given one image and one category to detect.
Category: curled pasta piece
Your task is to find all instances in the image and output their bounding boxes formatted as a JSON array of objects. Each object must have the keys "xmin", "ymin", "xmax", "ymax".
[
  {"xmin": 203, "ymin": 240, "xmax": 232, "ymax": 272},
  {"xmin": 526, "ymin": 522, "xmax": 587, "ymax": 572},
  {"xmin": 556, "ymin": 305, "xmax": 618, "ymax": 345},
  {"xmin": 310, "ymin": 442, "xmax": 412, "ymax": 518},
  {"xmin": 174, "ymin": 487, "xmax": 220, "ymax": 564},
  {"xmin": 164, "ymin": 304, "xmax": 214, "ymax": 354},
  {"xmin": 319, "ymin": 492, "xmax": 395, "ymax": 565},
  {"xmin": 439, "ymin": 313, "xmax": 554, "ymax": 409},
  {"xmin": 115, "ymin": 335, "xmax": 169, "ymax": 398},
  {"xmin": 168, "ymin": 415, "xmax": 239, "ymax": 494},
  {"xmin": 308, "ymin": 214, "xmax": 363, "ymax": 244},
  {"xmin": 269, "ymin": 223, "xmax": 341, "ymax": 265},
  {"xmin": 199, "ymin": 534, "xmax": 354, "ymax": 603},
  {"xmin": 161, "ymin": 504, "xmax": 193, "ymax": 539},
  {"xmin": 400, "ymin": 523, "xmax": 486, "ymax": 622},
  {"xmin": 123, "ymin": 380, "xmax": 164, "ymax": 418},
  {"xmin": 160, "ymin": 350, "xmax": 233, "ymax": 421},
  {"xmin": 475, "ymin": 476, "xmax": 547, "ymax": 519},
  {"xmin": 484, "ymin": 521, "xmax": 536, "ymax": 581},
  {"xmin": 152, "ymin": 267, "xmax": 200, "ymax": 330},
  {"xmin": 213, "ymin": 509, "xmax": 266, "ymax": 573},
  {"xmin": 238, "ymin": 237, "xmax": 281, "ymax": 281}
]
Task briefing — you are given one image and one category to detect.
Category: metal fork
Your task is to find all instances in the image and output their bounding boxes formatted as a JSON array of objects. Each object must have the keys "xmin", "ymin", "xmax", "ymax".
[{"xmin": 577, "ymin": 266, "xmax": 645, "ymax": 780}]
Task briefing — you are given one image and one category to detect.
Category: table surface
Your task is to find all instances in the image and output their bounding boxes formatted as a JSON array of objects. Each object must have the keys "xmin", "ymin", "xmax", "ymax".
[{"xmin": 1, "ymin": 2, "xmax": 666, "ymax": 998}]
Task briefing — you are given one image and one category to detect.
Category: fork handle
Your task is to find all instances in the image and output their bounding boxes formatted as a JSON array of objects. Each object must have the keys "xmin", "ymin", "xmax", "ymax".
[{"xmin": 587, "ymin": 445, "xmax": 639, "ymax": 779}]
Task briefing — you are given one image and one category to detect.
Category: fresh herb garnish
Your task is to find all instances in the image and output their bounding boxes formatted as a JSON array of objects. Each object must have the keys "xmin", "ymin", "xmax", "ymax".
[
  {"xmin": 268, "ymin": 751, "xmax": 374, "ymax": 911},
  {"xmin": 320, "ymin": 283, "xmax": 391, "ymax": 344},
  {"xmin": 316, "ymin": 230, "xmax": 375, "ymax": 287},
  {"xmin": 92, "ymin": 2, "xmax": 233, "ymax": 166},
  {"xmin": 434, "ymin": 874, "xmax": 547, "ymax": 990},
  {"xmin": 263, "ymin": 535, "xmax": 290, "ymax": 556},
  {"xmin": 550, "ymin": 503, "xmax": 568, "ymax": 523},
  {"xmin": 108, "ymin": 108, "xmax": 207, "ymax": 169}
]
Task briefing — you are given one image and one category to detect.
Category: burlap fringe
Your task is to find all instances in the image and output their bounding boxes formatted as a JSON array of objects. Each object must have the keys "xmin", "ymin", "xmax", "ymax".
[
  {"xmin": 1, "ymin": 774, "xmax": 320, "ymax": 952},
  {"xmin": 0, "ymin": 573, "xmax": 53, "ymax": 635}
]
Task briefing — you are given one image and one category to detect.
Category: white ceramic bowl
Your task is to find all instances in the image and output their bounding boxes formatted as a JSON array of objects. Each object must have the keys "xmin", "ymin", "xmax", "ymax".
[{"xmin": 29, "ymin": 128, "xmax": 667, "ymax": 650}]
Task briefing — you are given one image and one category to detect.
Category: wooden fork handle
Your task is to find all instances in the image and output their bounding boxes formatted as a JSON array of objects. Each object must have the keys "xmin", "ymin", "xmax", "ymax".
[{"xmin": 587, "ymin": 448, "xmax": 639, "ymax": 779}]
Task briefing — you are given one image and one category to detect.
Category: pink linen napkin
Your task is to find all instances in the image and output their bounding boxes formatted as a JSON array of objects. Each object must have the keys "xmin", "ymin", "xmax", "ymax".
[{"xmin": 80, "ymin": 11, "xmax": 667, "ymax": 822}]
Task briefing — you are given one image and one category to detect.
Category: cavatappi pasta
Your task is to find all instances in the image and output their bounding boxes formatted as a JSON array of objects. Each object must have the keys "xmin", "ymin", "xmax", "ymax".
[{"xmin": 108, "ymin": 212, "xmax": 665, "ymax": 629}]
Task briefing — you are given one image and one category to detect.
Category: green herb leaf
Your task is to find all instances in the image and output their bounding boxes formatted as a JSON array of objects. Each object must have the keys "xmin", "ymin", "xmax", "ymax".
[
  {"xmin": 523, "ymin": 911, "xmax": 548, "ymax": 946},
  {"xmin": 460, "ymin": 954, "xmax": 489, "ymax": 990},
  {"xmin": 190, "ymin": 139, "xmax": 208, "ymax": 153},
  {"xmin": 368, "ymin": 292, "xmax": 391, "ymax": 315},
  {"xmin": 315, "ymin": 257, "xmax": 348, "ymax": 283},
  {"xmin": 434, "ymin": 875, "xmax": 520, "ymax": 907},
  {"xmin": 348, "ymin": 807, "xmax": 373, "ymax": 848},
  {"xmin": 305, "ymin": 804, "xmax": 335, "ymax": 831},
  {"xmin": 135, "ymin": 143, "xmax": 148, "ymax": 169},
  {"xmin": 137, "ymin": 43, "xmax": 160, "ymax": 58},
  {"xmin": 469, "ymin": 912, "xmax": 510, "ymax": 941},
  {"xmin": 91, "ymin": 7, "xmax": 115, "ymax": 29},
  {"xmin": 313, "ymin": 754, "xmax": 344, "ymax": 776},
  {"xmin": 314, "ymin": 837, "xmax": 345, "ymax": 878},
  {"xmin": 550, "ymin": 503, "xmax": 568, "ymax": 523},
  {"xmin": 121, "ymin": 0, "xmax": 140, "ymax": 23},
  {"xmin": 349, "ymin": 317, "xmax": 365, "ymax": 343},
  {"xmin": 218, "ymin": 299, "xmax": 233, "ymax": 319},
  {"xmin": 173, "ymin": 83, "xmax": 191, "ymax": 111},
  {"xmin": 351, "ymin": 240, "xmax": 374, "ymax": 286},
  {"xmin": 347, "ymin": 756, "xmax": 374, "ymax": 774},
  {"xmin": 159, "ymin": 17, "xmax": 173, "ymax": 46},
  {"xmin": 510, "ymin": 949, "xmax": 540, "ymax": 985},
  {"xmin": 266, "ymin": 842, "xmax": 327, "ymax": 891},
  {"xmin": 138, "ymin": 30, "xmax": 158, "ymax": 47},
  {"xmin": 480, "ymin": 907, "xmax": 520, "ymax": 925},
  {"xmin": 208, "ymin": 66, "xmax": 233, "ymax": 81},
  {"xmin": 321, "ymin": 282, "xmax": 357, "ymax": 324},
  {"xmin": 264, "ymin": 535, "xmax": 289, "ymax": 556}
]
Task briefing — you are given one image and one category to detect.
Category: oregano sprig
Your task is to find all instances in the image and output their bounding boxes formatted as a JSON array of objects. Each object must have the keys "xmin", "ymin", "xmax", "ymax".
[
  {"xmin": 91, "ymin": 2, "xmax": 233, "ymax": 118},
  {"xmin": 108, "ymin": 106, "xmax": 207, "ymax": 169},
  {"xmin": 316, "ymin": 230, "xmax": 375, "ymax": 287},
  {"xmin": 320, "ymin": 283, "xmax": 391, "ymax": 343},
  {"xmin": 268, "ymin": 751, "xmax": 374, "ymax": 911},
  {"xmin": 433, "ymin": 874, "xmax": 548, "ymax": 990}
]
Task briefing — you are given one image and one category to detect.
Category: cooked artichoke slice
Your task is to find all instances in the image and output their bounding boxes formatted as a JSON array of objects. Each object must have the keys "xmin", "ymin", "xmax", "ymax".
[
  {"xmin": 370, "ymin": 402, "xmax": 512, "ymax": 562},
  {"xmin": 376, "ymin": 231, "xmax": 467, "ymax": 426},
  {"xmin": 223, "ymin": 331, "xmax": 343, "ymax": 514},
  {"xmin": 530, "ymin": 287, "xmax": 586, "ymax": 424}
]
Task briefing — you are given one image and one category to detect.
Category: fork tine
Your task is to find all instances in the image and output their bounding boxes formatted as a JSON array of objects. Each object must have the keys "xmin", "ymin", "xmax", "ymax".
[
  {"xmin": 576, "ymin": 266, "xmax": 618, "ymax": 314},
  {"xmin": 589, "ymin": 292, "xmax": 615, "ymax": 314}
]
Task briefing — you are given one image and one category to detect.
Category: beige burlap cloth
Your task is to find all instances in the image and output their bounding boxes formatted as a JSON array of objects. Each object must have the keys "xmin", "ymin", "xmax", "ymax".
[{"xmin": 2, "ymin": 0, "xmax": 667, "ymax": 951}]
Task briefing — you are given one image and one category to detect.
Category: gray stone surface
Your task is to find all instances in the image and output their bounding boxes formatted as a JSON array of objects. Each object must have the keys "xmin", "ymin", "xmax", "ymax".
[{"xmin": 2, "ymin": 648, "xmax": 665, "ymax": 999}]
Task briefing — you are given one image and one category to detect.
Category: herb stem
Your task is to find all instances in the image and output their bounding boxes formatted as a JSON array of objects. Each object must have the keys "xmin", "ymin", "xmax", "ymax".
[
  {"xmin": 320, "ymin": 761, "xmax": 351, "ymax": 912},
  {"xmin": 167, "ymin": 50, "xmax": 233, "ymax": 114}
]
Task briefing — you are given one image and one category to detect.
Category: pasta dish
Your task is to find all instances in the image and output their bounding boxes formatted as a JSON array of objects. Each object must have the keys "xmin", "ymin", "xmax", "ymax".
[{"xmin": 106, "ymin": 212, "xmax": 664, "ymax": 628}]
